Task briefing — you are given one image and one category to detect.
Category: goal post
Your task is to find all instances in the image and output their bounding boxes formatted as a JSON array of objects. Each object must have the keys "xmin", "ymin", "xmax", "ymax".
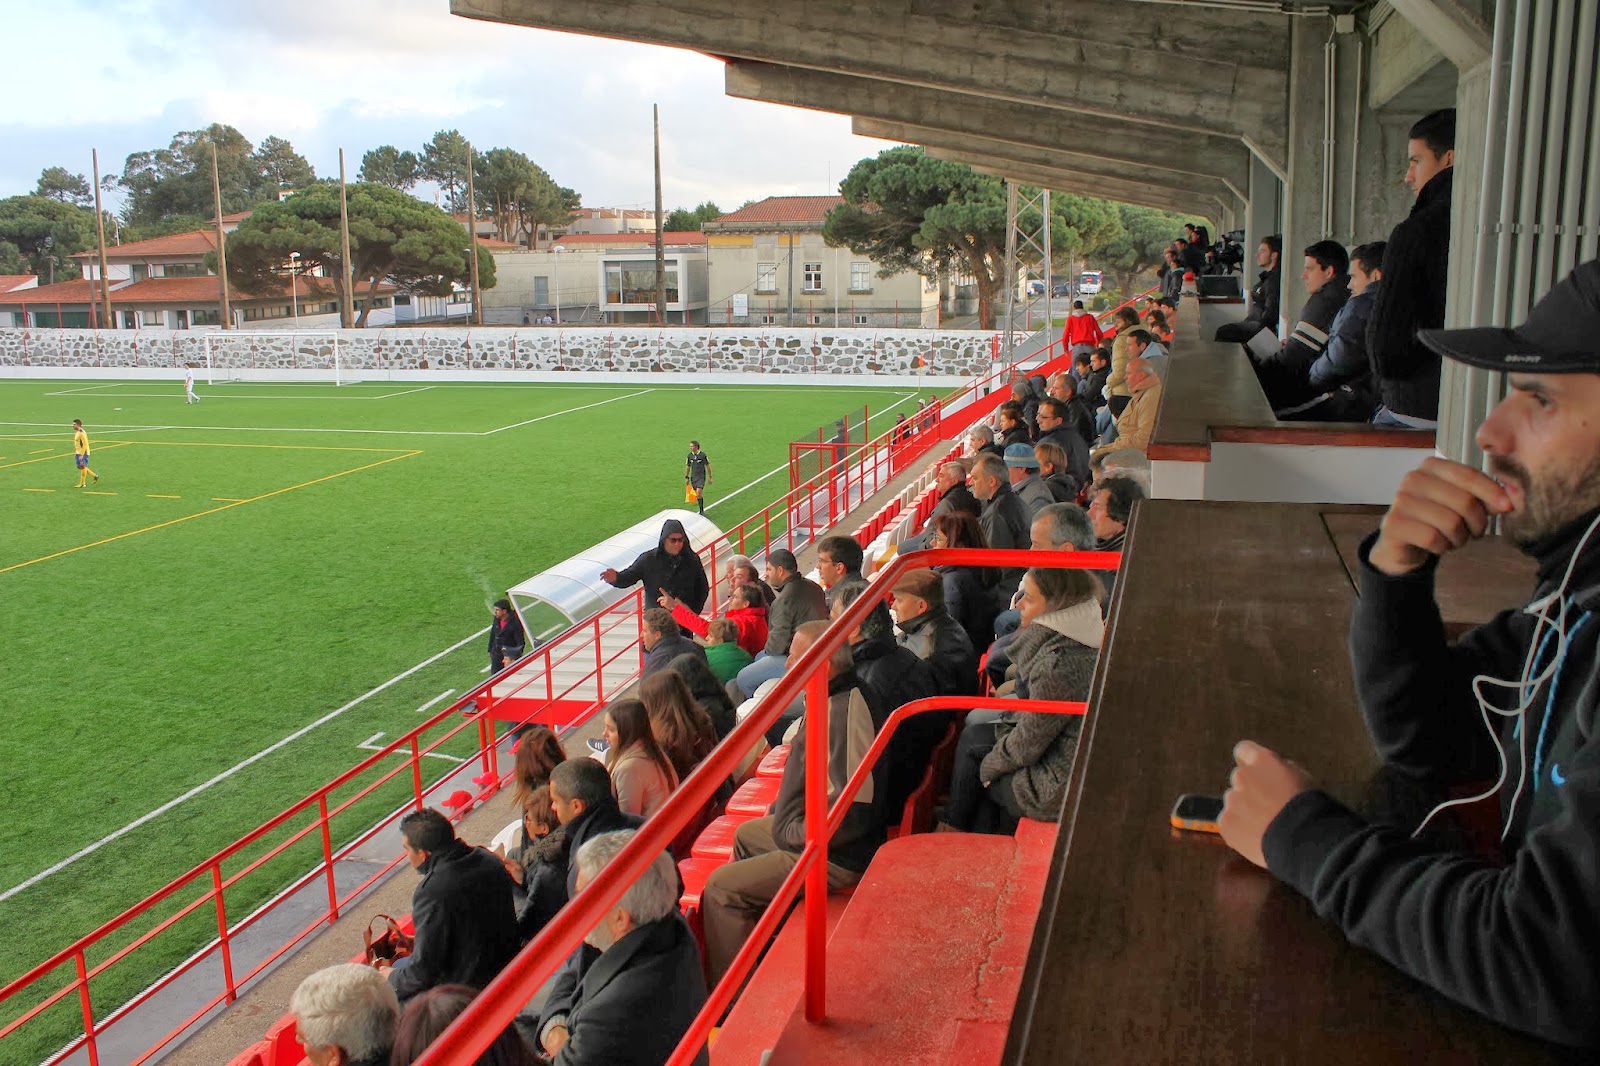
[{"xmin": 198, "ymin": 331, "xmax": 354, "ymax": 384}]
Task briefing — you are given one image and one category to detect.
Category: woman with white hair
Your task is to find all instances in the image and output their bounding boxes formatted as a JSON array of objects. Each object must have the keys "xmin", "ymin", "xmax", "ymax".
[{"xmin": 289, "ymin": 963, "xmax": 401, "ymax": 1066}]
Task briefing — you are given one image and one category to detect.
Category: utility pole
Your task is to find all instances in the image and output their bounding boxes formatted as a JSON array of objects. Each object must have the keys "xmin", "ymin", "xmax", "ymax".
[
  {"xmin": 653, "ymin": 104, "xmax": 666, "ymax": 325},
  {"xmin": 337, "ymin": 149, "xmax": 355, "ymax": 328},
  {"xmin": 465, "ymin": 141, "xmax": 482, "ymax": 326},
  {"xmin": 91, "ymin": 149, "xmax": 112, "ymax": 328},
  {"xmin": 210, "ymin": 143, "xmax": 232, "ymax": 329}
]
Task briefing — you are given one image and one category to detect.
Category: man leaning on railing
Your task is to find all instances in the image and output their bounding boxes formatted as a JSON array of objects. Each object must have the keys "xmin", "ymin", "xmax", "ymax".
[{"xmin": 700, "ymin": 620, "xmax": 889, "ymax": 984}]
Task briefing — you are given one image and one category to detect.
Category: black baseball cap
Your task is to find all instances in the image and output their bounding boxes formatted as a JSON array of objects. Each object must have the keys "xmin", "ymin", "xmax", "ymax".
[{"xmin": 1418, "ymin": 260, "xmax": 1600, "ymax": 373}]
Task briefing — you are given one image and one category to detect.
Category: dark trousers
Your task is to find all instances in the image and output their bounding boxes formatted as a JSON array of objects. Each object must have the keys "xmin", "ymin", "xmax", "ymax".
[
  {"xmin": 1214, "ymin": 319, "xmax": 1265, "ymax": 343},
  {"xmin": 690, "ymin": 480, "xmax": 706, "ymax": 513},
  {"xmin": 945, "ymin": 717, "xmax": 1024, "ymax": 833}
]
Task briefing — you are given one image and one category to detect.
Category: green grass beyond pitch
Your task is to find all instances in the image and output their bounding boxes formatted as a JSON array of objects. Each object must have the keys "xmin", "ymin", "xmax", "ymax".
[{"xmin": 0, "ymin": 376, "xmax": 913, "ymax": 1061}]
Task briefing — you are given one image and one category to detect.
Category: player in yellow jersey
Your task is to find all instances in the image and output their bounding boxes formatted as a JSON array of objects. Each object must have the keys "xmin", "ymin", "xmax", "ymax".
[{"xmin": 72, "ymin": 419, "xmax": 99, "ymax": 487}]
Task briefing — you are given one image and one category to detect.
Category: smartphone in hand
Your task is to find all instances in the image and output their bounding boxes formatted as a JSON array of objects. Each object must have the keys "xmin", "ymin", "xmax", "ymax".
[{"xmin": 1170, "ymin": 794, "xmax": 1224, "ymax": 834}]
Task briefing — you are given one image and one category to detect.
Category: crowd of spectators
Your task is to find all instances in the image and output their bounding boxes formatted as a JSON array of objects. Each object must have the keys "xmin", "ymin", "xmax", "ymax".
[{"xmin": 280, "ymin": 349, "xmax": 1162, "ymax": 1064}]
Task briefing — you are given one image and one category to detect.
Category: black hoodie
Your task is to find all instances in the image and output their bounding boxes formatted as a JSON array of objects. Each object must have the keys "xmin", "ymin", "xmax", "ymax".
[
  {"xmin": 1365, "ymin": 167, "xmax": 1452, "ymax": 420},
  {"xmin": 1263, "ymin": 514, "xmax": 1600, "ymax": 1048},
  {"xmin": 613, "ymin": 518, "xmax": 709, "ymax": 613}
]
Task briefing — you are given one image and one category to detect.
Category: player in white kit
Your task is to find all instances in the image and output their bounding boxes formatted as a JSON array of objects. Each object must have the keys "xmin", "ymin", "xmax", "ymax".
[{"xmin": 184, "ymin": 367, "xmax": 199, "ymax": 404}]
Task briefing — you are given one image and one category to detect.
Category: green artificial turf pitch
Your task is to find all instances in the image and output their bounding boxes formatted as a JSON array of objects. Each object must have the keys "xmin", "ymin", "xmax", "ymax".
[{"xmin": 0, "ymin": 376, "xmax": 914, "ymax": 1059}]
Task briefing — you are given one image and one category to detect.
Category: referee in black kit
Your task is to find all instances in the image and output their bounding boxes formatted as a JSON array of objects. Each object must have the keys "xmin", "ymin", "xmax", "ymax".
[{"xmin": 685, "ymin": 440, "xmax": 712, "ymax": 514}]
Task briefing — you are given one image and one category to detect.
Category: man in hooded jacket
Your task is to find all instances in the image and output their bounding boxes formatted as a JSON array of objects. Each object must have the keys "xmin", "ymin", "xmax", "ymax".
[{"xmin": 602, "ymin": 518, "xmax": 709, "ymax": 614}]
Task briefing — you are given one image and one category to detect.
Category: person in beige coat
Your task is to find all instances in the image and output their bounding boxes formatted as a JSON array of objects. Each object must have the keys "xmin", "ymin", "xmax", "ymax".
[
  {"xmin": 1091, "ymin": 358, "xmax": 1164, "ymax": 461},
  {"xmin": 1104, "ymin": 306, "xmax": 1143, "ymax": 399},
  {"xmin": 602, "ymin": 699, "xmax": 679, "ymax": 819}
]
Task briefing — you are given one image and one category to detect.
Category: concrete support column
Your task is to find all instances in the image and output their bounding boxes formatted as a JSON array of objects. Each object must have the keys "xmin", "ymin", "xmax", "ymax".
[
  {"xmin": 1435, "ymin": 0, "xmax": 1600, "ymax": 465},
  {"xmin": 1245, "ymin": 154, "xmax": 1282, "ymax": 320},
  {"xmin": 1436, "ymin": 57, "xmax": 1496, "ymax": 462},
  {"xmin": 1281, "ymin": 15, "xmax": 1365, "ymax": 333}
]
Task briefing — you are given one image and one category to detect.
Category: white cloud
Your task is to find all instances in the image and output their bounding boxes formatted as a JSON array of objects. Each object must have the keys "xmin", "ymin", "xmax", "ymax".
[{"xmin": 1, "ymin": 0, "xmax": 903, "ymax": 210}]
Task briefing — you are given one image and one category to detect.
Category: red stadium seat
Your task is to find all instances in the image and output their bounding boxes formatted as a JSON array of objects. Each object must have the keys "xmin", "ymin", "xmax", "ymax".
[
  {"xmin": 677, "ymin": 856, "xmax": 724, "ymax": 913},
  {"xmin": 691, "ymin": 814, "xmax": 746, "ymax": 861},
  {"xmin": 263, "ymin": 1015, "xmax": 304, "ymax": 1066},
  {"xmin": 756, "ymin": 744, "xmax": 791, "ymax": 778},
  {"xmin": 726, "ymin": 776, "xmax": 781, "ymax": 817},
  {"xmin": 225, "ymin": 1042, "xmax": 270, "ymax": 1066}
]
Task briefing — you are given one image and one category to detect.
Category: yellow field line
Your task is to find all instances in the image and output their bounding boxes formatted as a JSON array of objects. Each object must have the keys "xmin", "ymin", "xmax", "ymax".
[
  {"xmin": 23, "ymin": 488, "xmax": 54, "ymax": 493},
  {"xmin": 0, "ymin": 442, "xmax": 133, "ymax": 472},
  {"xmin": 0, "ymin": 449, "xmax": 423, "ymax": 576},
  {"xmin": 146, "ymin": 494, "xmax": 181, "ymax": 499},
  {"xmin": 0, "ymin": 437, "xmax": 409, "ymax": 455},
  {"xmin": 212, "ymin": 497, "xmax": 246, "ymax": 502},
  {"xmin": 85, "ymin": 491, "xmax": 117, "ymax": 496}
]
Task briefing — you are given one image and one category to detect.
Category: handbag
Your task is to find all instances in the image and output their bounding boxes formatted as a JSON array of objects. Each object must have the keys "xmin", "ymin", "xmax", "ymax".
[{"xmin": 363, "ymin": 914, "xmax": 414, "ymax": 968}]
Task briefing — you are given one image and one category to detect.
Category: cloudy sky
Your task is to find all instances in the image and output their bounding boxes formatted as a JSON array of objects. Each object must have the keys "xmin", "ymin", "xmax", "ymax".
[{"xmin": 0, "ymin": 0, "xmax": 898, "ymax": 214}]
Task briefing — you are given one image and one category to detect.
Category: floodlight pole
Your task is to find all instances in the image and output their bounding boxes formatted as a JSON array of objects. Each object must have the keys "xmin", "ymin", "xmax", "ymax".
[{"xmin": 289, "ymin": 251, "xmax": 300, "ymax": 329}]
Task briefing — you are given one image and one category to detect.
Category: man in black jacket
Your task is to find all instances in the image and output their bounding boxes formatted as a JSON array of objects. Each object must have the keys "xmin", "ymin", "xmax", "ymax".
[
  {"xmin": 1034, "ymin": 397, "xmax": 1092, "ymax": 492},
  {"xmin": 729, "ymin": 548, "xmax": 828, "ymax": 702},
  {"xmin": 639, "ymin": 608, "xmax": 707, "ymax": 679},
  {"xmin": 830, "ymin": 579, "xmax": 943, "ymax": 819},
  {"xmin": 487, "ymin": 598, "xmax": 527, "ymax": 674},
  {"xmin": 1253, "ymin": 240, "xmax": 1351, "ymax": 413},
  {"xmin": 1218, "ymin": 262, "xmax": 1600, "ymax": 1049},
  {"xmin": 891, "ymin": 568, "xmax": 980, "ymax": 699},
  {"xmin": 1216, "ymin": 235, "xmax": 1282, "ymax": 343},
  {"xmin": 1367, "ymin": 108, "xmax": 1454, "ymax": 428},
  {"xmin": 602, "ymin": 518, "xmax": 709, "ymax": 614},
  {"xmin": 970, "ymin": 453, "xmax": 1030, "ymax": 587},
  {"xmin": 898, "ymin": 461, "xmax": 980, "ymax": 556},
  {"xmin": 536, "ymin": 831, "xmax": 708, "ymax": 1065},
  {"xmin": 385, "ymin": 809, "xmax": 518, "ymax": 1003},
  {"xmin": 549, "ymin": 760, "xmax": 643, "ymax": 897}
]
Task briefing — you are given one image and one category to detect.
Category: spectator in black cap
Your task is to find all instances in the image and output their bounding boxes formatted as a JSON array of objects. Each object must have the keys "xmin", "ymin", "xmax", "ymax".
[
  {"xmin": 1219, "ymin": 260, "xmax": 1600, "ymax": 1049},
  {"xmin": 729, "ymin": 548, "xmax": 827, "ymax": 701}
]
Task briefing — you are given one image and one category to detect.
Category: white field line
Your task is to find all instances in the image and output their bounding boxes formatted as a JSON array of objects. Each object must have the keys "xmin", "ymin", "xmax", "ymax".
[
  {"xmin": 43, "ymin": 391, "xmax": 429, "ymax": 401},
  {"xmin": 0, "ymin": 626, "xmax": 490, "ymax": 905},
  {"xmin": 483, "ymin": 389, "xmax": 653, "ymax": 435},
  {"xmin": 415, "ymin": 689, "xmax": 457, "ymax": 714},
  {"xmin": 701, "ymin": 390, "xmax": 919, "ymax": 514},
  {"xmin": 703, "ymin": 460, "xmax": 792, "ymax": 513},
  {"xmin": 358, "ymin": 731, "xmax": 464, "ymax": 763},
  {"xmin": 0, "ymin": 387, "xmax": 655, "ymax": 438},
  {"xmin": 43, "ymin": 384, "xmax": 123, "ymax": 395}
]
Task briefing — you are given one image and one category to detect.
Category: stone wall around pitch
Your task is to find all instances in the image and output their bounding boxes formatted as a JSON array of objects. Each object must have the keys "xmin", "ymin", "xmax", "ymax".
[{"xmin": 0, "ymin": 327, "xmax": 999, "ymax": 378}]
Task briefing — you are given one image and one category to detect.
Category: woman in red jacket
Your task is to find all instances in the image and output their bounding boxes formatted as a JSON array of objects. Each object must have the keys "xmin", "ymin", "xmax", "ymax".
[{"xmin": 659, "ymin": 583, "xmax": 768, "ymax": 657}]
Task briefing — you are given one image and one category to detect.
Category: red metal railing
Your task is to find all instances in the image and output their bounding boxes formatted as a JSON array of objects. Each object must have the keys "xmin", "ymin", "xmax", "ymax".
[
  {"xmin": 0, "ymin": 588, "xmax": 654, "ymax": 1065},
  {"xmin": 412, "ymin": 546, "xmax": 1120, "ymax": 1065},
  {"xmin": 0, "ymin": 339, "xmax": 1067, "ymax": 1064}
]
